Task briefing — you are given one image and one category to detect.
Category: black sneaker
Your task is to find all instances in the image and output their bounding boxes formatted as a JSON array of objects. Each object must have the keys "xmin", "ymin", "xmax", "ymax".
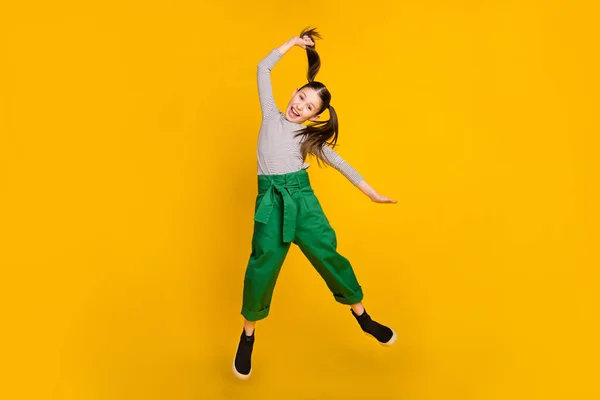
[
  {"xmin": 351, "ymin": 309, "xmax": 397, "ymax": 347},
  {"xmin": 232, "ymin": 330, "xmax": 255, "ymax": 380}
]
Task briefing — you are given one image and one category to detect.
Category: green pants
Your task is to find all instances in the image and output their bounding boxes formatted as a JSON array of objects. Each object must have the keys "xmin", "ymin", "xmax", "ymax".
[{"xmin": 241, "ymin": 169, "xmax": 364, "ymax": 321}]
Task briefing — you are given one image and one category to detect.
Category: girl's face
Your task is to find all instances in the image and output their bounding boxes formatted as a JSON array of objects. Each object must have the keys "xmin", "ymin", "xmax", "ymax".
[{"xmin": 284, "ymin": 87, "xmax": 323, "ymax": 124}]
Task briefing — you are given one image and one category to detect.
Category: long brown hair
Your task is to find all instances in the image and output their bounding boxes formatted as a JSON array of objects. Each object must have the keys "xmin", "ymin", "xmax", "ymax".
[{"xmin": 295, "ymin": 27, "xmax": 339, "ymax": 165}]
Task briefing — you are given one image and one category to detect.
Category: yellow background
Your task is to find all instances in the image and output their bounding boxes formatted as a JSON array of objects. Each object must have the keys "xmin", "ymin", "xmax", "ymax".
[{"xmin": 1, "ymin": 1, "xmax": 598, "ymax": 399}]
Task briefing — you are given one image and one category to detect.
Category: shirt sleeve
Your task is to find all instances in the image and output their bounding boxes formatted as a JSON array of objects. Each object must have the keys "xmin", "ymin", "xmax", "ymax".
[
  {"xmin": 321, "ymin": 145, "xmax": 364, "ymax": 186},
  {"xmin": 257, "ymin": 49, "xmax": 283, "ymax": 120}
]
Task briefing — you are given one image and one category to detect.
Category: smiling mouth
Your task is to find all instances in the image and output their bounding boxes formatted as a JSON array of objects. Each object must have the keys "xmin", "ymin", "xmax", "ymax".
[{"xmin": 291, "ymin": 107, "xmax": 300, "ymax": 117}]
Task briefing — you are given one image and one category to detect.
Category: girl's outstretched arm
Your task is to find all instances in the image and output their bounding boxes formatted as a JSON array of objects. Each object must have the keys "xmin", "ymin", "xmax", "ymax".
[
  {"xmin": 257, "ymin": 35, "xmax": 315, "ymax": 119},
  {"xmin": 321, "ymin": 145, "xmax": 397, "ymax": 204}
]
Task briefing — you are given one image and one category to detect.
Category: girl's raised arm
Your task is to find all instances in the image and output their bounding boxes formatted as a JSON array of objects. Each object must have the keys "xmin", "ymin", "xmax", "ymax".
[{"xmin": 257, "ymin": 35, "xmax": 315, "ymax": 119}]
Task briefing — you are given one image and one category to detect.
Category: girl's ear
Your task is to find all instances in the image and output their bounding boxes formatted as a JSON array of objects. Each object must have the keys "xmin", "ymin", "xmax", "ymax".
[{"xmin": 309, "ymin": 114, "xmax": 321, "ymax": 122}]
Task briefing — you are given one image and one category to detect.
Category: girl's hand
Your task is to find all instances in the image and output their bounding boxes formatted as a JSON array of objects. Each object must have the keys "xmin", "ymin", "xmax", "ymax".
[
  {"xmin": 357, "ymin": 180, "xmax": 397, "ymax": 204},
  {"xmin": 370, "ymin": 192, "xmax": 397, "ymax": 204},
  {"xmin": 291, "ymin": 35, "xmax": 315, "ymax": 49},
  {"xmin": 277, "ymin": 34, "xmax": 316, "ymax": 55}
]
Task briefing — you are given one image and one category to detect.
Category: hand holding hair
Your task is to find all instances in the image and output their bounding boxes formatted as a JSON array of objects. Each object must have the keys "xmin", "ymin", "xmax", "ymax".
[{"xmin": 292, "ymin": 35, "xmax": 315, "ymax": 49}]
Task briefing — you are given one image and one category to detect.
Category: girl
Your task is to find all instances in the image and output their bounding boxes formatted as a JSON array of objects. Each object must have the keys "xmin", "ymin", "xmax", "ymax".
[{"xmin": 233, "ymin": 28, "xmax": 397, "ymax": 380}]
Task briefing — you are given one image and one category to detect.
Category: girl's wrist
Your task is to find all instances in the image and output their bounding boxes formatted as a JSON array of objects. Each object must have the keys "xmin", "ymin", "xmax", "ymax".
[
  {"xmin": 357, "ymin": 180, "xmax": 376, "ymax": 198},
  {"xmin": 277, "ymin": 38, "xmax": 296, "ymax": 55}
]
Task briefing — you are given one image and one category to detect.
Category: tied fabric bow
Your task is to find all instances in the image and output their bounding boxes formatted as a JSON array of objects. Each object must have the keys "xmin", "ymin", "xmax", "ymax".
[{"xmin": 253, "ymin": 182, "xmax": 298, "ymax": 243}]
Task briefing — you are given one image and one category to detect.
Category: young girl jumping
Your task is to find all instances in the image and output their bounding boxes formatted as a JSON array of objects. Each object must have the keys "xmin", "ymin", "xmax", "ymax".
[{"xmin": 233, "ymin": 28, "xmax": 397, "ymax": 380}]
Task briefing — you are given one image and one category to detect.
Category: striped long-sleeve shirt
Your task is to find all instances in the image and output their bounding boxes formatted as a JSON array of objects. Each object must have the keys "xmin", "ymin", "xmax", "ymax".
[{"xmin": 256, "ymin": 49, "xmax": 364, "ymax": 186}]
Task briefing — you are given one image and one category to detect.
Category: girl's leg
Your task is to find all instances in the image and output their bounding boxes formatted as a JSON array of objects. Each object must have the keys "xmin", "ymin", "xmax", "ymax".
[
  {"xmin": 234, "ymin": 193, "xmax": 291, "ymax": 379},
  {"xmin": 294, "ymin": 190, "xmax": 396, "ymax": 346},
  {"xmin": 234, "ymin": 236, "xmax": 289, "ymax": 380},
  {"xmin": 241, "ymin": 194, "xmax": 292, "ymax": 322},
  {"xmin": 293, "ymin": 190, "xmax": 364, "ymax": 305}
]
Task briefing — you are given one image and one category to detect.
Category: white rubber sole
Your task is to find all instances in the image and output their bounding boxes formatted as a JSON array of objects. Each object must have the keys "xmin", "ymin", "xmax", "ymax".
[
  {"xmin": 365, "ymin": 328, "xmax": 397, "ymax": 347},
  {"xmin": 232, "ymin": 360, "xmax": 252, "ymax": 380}
]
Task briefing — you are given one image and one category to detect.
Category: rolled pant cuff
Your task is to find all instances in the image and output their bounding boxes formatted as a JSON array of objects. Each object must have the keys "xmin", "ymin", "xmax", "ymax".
[
  {"xmin": 241, "ymin": 307, "xmax": 270, "ymax": 322},
  {"xmin": 334, "ymin": 287, "xmax": 364, "ymax": 305}
]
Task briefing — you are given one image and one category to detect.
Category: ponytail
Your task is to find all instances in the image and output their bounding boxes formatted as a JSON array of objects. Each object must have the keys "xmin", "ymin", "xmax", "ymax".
[
  {"xmin": 295, "ymin": 28, "xmax": 339, "ymax": 166},
  {"xmin": 299, "ymin": 27, "xmax": 322, "ymax": 82}
]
